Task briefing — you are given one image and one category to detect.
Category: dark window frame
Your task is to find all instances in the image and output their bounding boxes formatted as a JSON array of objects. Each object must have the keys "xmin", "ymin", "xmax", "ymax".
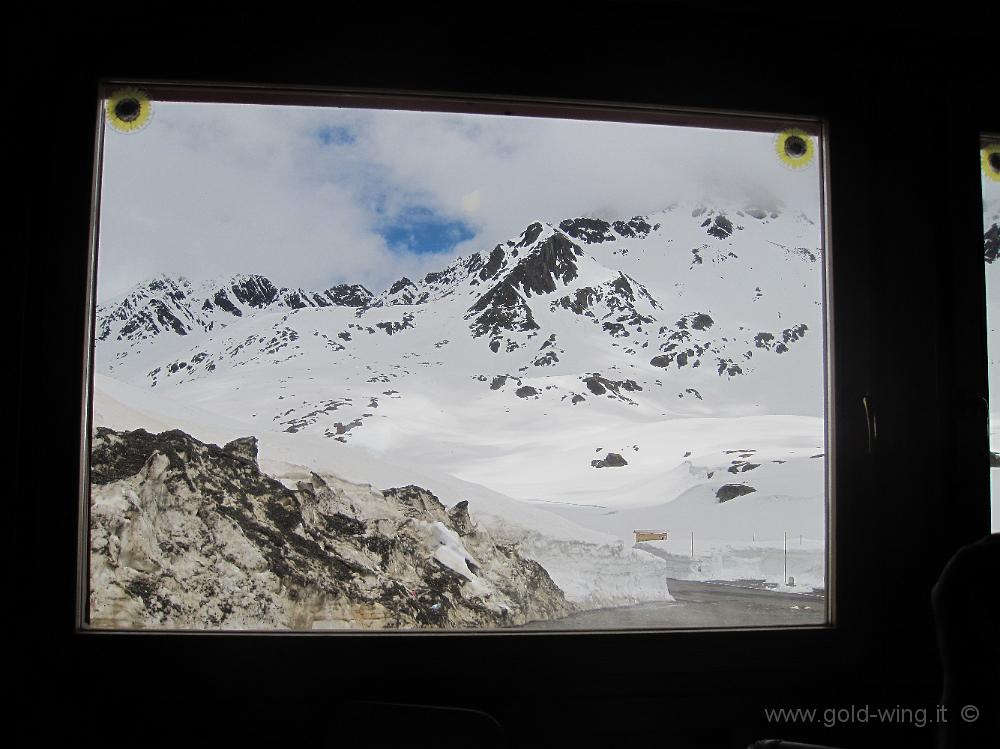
[{"xmin": 16, "ymin": 7, "xmax": 993, "ymax": 744}]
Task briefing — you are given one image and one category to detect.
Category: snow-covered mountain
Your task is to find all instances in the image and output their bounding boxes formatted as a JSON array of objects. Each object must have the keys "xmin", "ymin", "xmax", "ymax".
[
  {"xmin": 97, "ymin": 202, "xmax": 822, "ymax": 415},
  {"xmin": 92, "ymin": 200, "xmax": 829, "ymax": 607},
  {"xmin": 97, "ymin": 274, "xmax": 373, "ymax": 363}
]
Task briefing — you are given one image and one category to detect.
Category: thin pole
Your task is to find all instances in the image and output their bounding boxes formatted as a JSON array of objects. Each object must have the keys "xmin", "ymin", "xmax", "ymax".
[
  {"xmin": 690, "ymin": 531, "xmax": 694, "ymax": 559},
  {"xmin": 783, "ymin": 531, "xmax": 787, "ymax": 584}
]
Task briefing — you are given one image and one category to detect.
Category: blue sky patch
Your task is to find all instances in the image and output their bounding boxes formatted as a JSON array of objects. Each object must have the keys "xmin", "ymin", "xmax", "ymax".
[
  {"xmin": 317, "ymin": 125, "xmax": 356, "ymax": 146},
  {"xmin": 378, "ymin": 206, "xmax": 475, "ymax": 255}
]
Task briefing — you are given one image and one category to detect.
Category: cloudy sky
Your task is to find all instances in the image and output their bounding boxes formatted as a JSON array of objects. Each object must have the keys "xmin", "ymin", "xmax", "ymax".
[{"xmin": 96, "ymin": 100, "xmax": 823, "ymax": 301}]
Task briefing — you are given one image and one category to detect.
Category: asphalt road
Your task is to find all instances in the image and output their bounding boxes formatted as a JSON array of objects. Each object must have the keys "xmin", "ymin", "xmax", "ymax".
[{"xmin": 519, "ymin": 578, "xmax": 826, "ymax": 630}]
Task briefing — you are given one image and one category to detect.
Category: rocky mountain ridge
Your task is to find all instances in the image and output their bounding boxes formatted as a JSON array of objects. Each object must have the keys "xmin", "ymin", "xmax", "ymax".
[
  {"xmin": 89, "ymin": 426, "xmax": 573, "ymax": 629},
  {"xmin": 96, "ymin": 203, "xmax": 821, "ymax": 421}
]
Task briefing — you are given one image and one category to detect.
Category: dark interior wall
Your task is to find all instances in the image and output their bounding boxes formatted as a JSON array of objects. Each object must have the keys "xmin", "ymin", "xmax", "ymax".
[{"xmin": 11, "ymin": 3, "xmax": 995, "ymax": 747}]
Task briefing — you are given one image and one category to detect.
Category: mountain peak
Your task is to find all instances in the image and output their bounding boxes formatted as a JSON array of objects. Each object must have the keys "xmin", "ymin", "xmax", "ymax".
[
  {"xmin": 557, "ymin": 215, "xmax": 656, "ymax": 244},
  {"xmin": 228, "ymin": 274, "xmax": 280, "ymax": 308},
  {"xmin": 324, "ymin": 283, "xmax": 373, "ymax": 307},
  {"xmin": 504, "ymin": 232, "xmax": 583, "ymax": 298},
  {"xmin": 388, "ymin": 277, "xmax": 416, "ymax": 295}
]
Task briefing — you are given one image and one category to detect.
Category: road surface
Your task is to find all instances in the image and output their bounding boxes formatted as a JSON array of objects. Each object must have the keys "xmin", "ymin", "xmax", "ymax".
[{"xmin": 519, "ymin": 578, "xmax": 826, "ymax": 630}]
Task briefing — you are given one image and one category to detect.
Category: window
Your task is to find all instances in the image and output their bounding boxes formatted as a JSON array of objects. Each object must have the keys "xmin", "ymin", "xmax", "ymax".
[
  {"xmin": 86, "ymin": 84, "xmax": 830, "ymax": 631},
  {"xmin": 20, "ymin": 8, "xmax": 993, "ymax": 749}
]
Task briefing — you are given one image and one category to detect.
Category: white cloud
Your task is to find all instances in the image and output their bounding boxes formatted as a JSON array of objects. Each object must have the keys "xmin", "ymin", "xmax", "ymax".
[
  {"xmin": 461, "ymin": 189, "xmax": 483, "ymax": 215},
  {"xmin": 96, "ymin": 100, "xmax": 822, "ymax": 301}
]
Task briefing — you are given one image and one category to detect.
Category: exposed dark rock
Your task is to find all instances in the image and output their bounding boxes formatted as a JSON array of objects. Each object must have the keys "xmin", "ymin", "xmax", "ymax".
[
  {"xmin": 515, "ymin": 386, "xmax": 539, "ymax": 398},
  {"xmin": 781, "ymin": 323, "xmax": 808, "ymax": 344},
  {"xmin": 448, "ymin": 500, "xmax": 476, "ymax": 535},
  {"xmin": 388, "ymin": 277, "xmax": 416, "ymax": 295},
  {"xmin": 230, "ymin": 275, "xmax": 279, "ymax": 308},
  {"xmin": 716, "ymin": 484, "xmax": 756, "ymax": 502},
  {"xmin": 533, "ymin": 351, "xmax": 559, "ymax": 366},
  {"xmin": 480, "ymin": 245, "xmax": 506, "ymax": 280},
  {"xmin": 281, "ymin": 290, "xmax": 310, "ymax": 309},
  {"xmin": 517, "ymin": 222, "xmax": 544, "ymax": 248},
  {"xmin": 591, "ymin": 452, "xmax": 628, "ymax": 468},
  {"xmin": 330, "ymin": 419, "xmax": 364, "ymax": 436},
  {"xmin": 610, "ymin": 273, "xmax": 635, "ymax": 300},
  {"xmin": 382, "ymin": 485, "xmax": 451, "ymax": 523},
  {"xmin": 554, "ymin": 287, "xmax": 598, "ymax": 315},
  {"xmin": 223, "ymin": 436, "xmax": 259, "ymax": 465},
  {"xmin": 503, "ymin": 233, "xmax": 582, "ymax": 297},
  {"xmin": 584, "ymin": 376, "xmax": 607, "ymax": 395},
  {"xmin": 754, "ymin": 332, "xmax": 775, "ymax": 349},
  {"xmin": 706, "ymin": 215, "xmax": 734, "ymax": 239},
  {"xmin": 558, "ymin": 217, "xmax": 615, "ymax": 243},
  {"xmin": 212, "ymin": 289, "xmax": 243, "ymax": 317},
  {"xmin": 675, "ymin": 312, "xmax": 714, "ymax": 331},
  {"xmin": 611, "ymin": 216, "xmax": 653, "ymax": 238},
  {"xmin": 325, "ymin": 284, "xmax": 374, "ymax": 307},
  {"xmin": 466, "ymin": 281, "xmax": 539, "ymax": 340},
  {"xmin": 603, "ymin": 321, "xmax": 628, "ymax": 337},
  {"xmin": 376, "ymin": 314, "xmax": 415, "ymax": 335},
  {"xmin": 281, "ymin": 399, "xmax": 350, "ymax": 433},
  {"xmin": 464, "ymin": 252, "xmax": 483, "ymax": 275},
  {"xmin": 716, "ymin": 358, "xmax": 744, "ymax": 377},
  {"xmin": 582, "ymin": 374, "xmax": 641, "ymax": 401},
  {"xmin": 986, "ymin": 224, "xmax": 1000, "ymax": 264}
]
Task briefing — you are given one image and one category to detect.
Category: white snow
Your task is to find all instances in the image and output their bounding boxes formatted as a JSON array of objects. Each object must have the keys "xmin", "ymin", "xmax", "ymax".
[{"xmin": 91, "ymin": 199, "xmax": 831, "ymax": 616}]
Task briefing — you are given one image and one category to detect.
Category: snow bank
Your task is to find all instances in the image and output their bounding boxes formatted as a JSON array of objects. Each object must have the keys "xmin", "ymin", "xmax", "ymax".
[{"xmin": 92, "ymin": 374, "xmax": 674, "ymax": 611}]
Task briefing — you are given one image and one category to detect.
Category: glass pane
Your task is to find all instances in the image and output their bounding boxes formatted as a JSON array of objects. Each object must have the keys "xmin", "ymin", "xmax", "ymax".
[
  {"xmin": 982, "ymin": 137, "xmax": 1000, "ymax": 533},
  {"xmin": 89, "ymin": 89, "xmax": 829, "ymax": 630}
]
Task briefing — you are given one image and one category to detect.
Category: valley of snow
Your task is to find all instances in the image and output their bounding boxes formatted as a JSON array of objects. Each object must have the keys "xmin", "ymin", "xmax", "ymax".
[{"xmin": 92, "ymin": 201, "xmax": 831, "ymax": 619}]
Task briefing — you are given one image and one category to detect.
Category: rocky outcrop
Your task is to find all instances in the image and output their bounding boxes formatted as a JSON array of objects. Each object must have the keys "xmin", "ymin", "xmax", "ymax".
[
  {"xmin": 716, "ymin": 484, "xmax": 756, "ymax": 502},
  {"xmin": 591, "ymin": 453, "xmax": 628, "ymax": 469},
  {"xmin": 985, "ymin": 223, "xmax": 999, "ymax": 264},
  {"xmin": 325, "ymin": 283, "xmax": 373, "ymax": 307},
  {"xmin": 89, "ymin": 427, "xmax": 573, "ymax": 630},
  {"xmin": 558, "ymin": 217, "xmax": 616, "ymax": 244},
  {"xmin": 223, "ymin": 436, "xmax": 258, "ymax": 463}
]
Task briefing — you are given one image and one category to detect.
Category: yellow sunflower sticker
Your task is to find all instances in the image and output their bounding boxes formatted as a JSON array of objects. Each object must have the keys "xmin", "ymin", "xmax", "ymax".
[
  {"xmin": 775, "ymin": 128, "xmax": 815, "ymax": 170},
  {"xmin": 983, "ymin": 143, "xmax": 1000, "ymax": 183},
  {"xmin": 106, "ymin": 87, "xmax": 153, "ymax": 133}
]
